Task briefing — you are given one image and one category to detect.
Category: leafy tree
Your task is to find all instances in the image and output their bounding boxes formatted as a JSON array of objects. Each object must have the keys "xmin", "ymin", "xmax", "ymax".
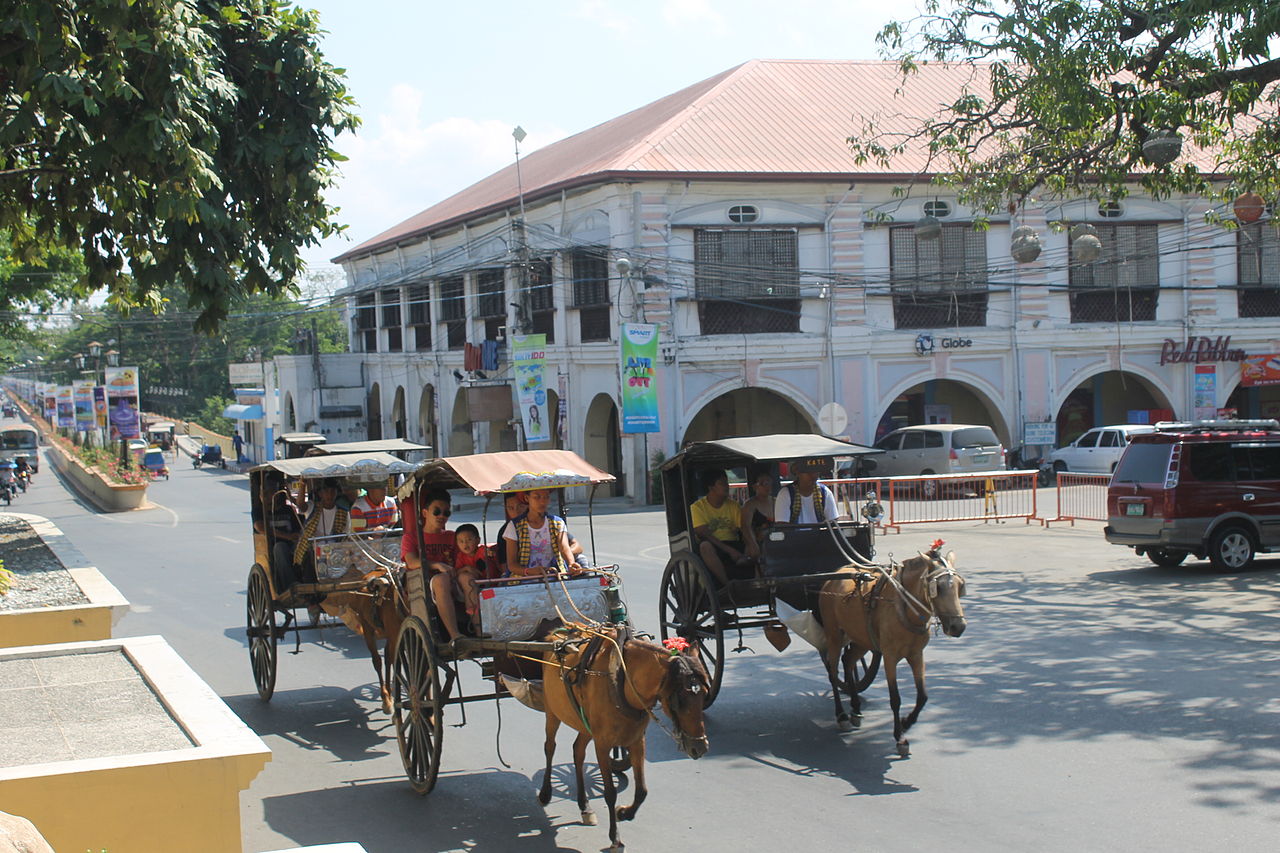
[
  {"xmin": 0, "ymin": 1, "xmax": 358, "ymax": 331},
  {"xmin": 196, "ymin": 394, "xmax": 236, "ymax": 436},
  {"xmin": 855, "ymin": 0, "xmax": 1280, "ymax": 212}
]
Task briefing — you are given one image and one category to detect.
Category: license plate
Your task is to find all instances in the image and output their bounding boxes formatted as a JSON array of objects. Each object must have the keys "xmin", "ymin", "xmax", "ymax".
[
  {"xmin": 972, "ymin": 455, "xmax": 989, "ymax": 464},
  {"xmin": 1124, "ymin": 503, "xmax": 1145, "ymax": 516}
]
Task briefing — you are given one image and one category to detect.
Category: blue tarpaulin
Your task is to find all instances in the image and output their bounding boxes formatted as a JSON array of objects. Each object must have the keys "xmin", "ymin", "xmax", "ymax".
[{"xmin": 222, "ymin": 404, "xmax": 264, "ymax": 420}]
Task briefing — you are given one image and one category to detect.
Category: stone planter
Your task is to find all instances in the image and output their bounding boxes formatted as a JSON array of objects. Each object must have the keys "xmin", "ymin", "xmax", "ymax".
[
  {"xmin": 45, "ymin": 438, "xmax": 147, "ymax": 512},
  {"xmin": 0, "ymin": 635, "xmax": 271, "ymax": 853},
  {"xmin": 0, "ymin": 514, "xmax": 128, "ymax": 648}
]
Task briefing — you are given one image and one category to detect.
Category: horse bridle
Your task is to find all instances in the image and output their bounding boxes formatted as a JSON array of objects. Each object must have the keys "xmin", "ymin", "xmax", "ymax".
[{"xmin": 895, "ymin": 554, "xmax": 962, "ymax": 629}]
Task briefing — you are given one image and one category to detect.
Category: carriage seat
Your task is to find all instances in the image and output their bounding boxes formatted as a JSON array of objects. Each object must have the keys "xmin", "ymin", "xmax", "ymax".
[{"xmin": 760, "ymin": 522, "xmax": 872, "ymax": 580}]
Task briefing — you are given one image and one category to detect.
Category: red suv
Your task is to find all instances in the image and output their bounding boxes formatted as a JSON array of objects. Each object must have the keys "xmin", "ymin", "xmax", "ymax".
[{"xmin": 1104, "ymin": 420, "xmax": 1280, "ymax": 571}]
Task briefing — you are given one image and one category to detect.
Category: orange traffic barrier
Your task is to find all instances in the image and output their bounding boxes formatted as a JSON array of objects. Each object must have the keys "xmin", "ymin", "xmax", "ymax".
[
  {"xmin": 828, "ymin": 471, "xmax": 1041, "ymax": 532},
  {"xmin": 1042, "ymin": 472, "xmax": 1111, "ymax": 527}
]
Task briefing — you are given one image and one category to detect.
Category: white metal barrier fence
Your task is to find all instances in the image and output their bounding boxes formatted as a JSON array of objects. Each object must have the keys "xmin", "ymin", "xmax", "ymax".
[
  {"xmin": 828, "ymin": 471, "xmax": 1041, "ymax": 531},
  {"xmin": 1042, "ymin": 472, "xmax": 1111, "ymax": 526}
]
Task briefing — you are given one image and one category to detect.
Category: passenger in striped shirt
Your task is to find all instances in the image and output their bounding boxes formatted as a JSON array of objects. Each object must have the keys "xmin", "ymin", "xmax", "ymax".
[{"xmin": 350, "ymin": 483, "xmax": 399, "ymax": 532}]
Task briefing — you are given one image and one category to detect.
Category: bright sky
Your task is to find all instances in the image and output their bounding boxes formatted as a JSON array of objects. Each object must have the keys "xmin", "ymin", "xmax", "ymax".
[{"xmin": 299, "ymin": 0, "xmax": 895, "ymax": 281}]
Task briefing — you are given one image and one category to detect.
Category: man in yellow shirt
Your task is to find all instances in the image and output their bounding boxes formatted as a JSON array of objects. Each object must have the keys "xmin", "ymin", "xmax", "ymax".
[{"xmin": 690, "ymin": 470, "xmax": 747, "ymax": 585}]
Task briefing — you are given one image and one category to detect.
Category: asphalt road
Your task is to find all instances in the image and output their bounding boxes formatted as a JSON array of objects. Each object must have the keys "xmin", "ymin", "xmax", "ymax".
[{"xmin": 11, "ymin": 436, "xmax": 1280, "ymax": 852}]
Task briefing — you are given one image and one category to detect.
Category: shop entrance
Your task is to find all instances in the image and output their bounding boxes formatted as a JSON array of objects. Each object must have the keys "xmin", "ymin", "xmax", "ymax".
[
  {"xmin": 584, "ymin": 393, "xmax": 621, "ymax": 496},
  {"xmin": 417, "ymin": 385, "xmax": 438, "ymax": 452},
  {"xmin": 875, "ymin": 380, "xmax": 1009, "ymax": 445},
  {"xmin": 1224, "ymin": 382, "xmax": 1280, "ymax": 420},
  {"xmin": 366, "ymin": 383, "xmax": 382, "ymax": 441},
  {"xmin": 683, "ymin": 388, "xmax": 812, "ymax": 446},
  {"xmin": 391, "ymin": 386, "xmax": 406, "ymax": 439},
  {"xmin": 1055, "ymin": 370, "xmax": 1171, "ymax": 445}
]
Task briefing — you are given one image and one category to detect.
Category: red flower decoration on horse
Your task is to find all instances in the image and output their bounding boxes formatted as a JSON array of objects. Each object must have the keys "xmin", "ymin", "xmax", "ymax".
[
  {"xmin": 930, "ymin": 538, "xmax": 945, "ymax": 554},
  {"xmin": 662, "ymin": 637, "xmax": 690, "ymax": 655}
]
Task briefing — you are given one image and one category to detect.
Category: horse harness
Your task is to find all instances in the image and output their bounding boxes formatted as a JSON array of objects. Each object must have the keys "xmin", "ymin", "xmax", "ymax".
[
  {"xmin": 847, "ymin": 555, "xmax": 957, "ymax": 649},
  {"xmin": 553, "ymin": 625, "xmax": 647, "ymax": 734}
]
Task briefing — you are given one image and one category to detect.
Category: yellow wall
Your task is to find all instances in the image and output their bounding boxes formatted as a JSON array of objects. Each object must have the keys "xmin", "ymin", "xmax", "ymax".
[{"xmin": 0, "ymin": 605, "xmax": 114, "ymax": 649}]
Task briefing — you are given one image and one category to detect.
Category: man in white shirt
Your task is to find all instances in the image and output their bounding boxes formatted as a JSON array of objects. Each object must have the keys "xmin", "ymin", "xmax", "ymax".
[{"xmin": 774, "ymin": 457, "xmax": 845, "ymax": 524}]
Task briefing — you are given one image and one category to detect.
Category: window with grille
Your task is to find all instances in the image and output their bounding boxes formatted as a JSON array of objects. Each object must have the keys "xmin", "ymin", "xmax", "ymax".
[
  {"xmin": 1238, "ymin": 221, "xmax": 1280, "ymax": 318},
  {"xmin": 379, "ymin": 289, "xmax": 401, "ymax": 327},
  {"xmin": 528, "ymin": 258, "xmax": 555, "ymax": 343},
  {"xmin": 571, "ymin": 248, "xmax": 611, "ymax": 342},
  {"xmin": 1068, "ymin": 223, "xmax": 1159, "ymax": 323},
  {"xmin": 888, "ymin": 225, "xmax": 989, "ymax": 329},
  {"xmin": 478, "ymin": 269, "xmax": 505, "ymax": 318},
  {"xmin": 407, "ymin": 283, "xmax": 431, "ymax": 350},
  {"xmin": 355, "ymin": 293, "xmax": 377, "ymax": 352},
  {"xmin": 693, "ymin": 229, "xmax": 800, "ymax": 334},
  {"xmin": 439, "ymin": 276, "xmax": 465, "ymax": 350}
]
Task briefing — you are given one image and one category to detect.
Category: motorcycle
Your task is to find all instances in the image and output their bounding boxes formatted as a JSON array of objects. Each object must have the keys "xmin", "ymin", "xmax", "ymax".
[
  {"xmin": 0, "ymin": 463, "xmax": 17, "ymax": 506},
  {"xmin": 1008, "ymin": 445, "xmax": 1054, "ymax": 486}
]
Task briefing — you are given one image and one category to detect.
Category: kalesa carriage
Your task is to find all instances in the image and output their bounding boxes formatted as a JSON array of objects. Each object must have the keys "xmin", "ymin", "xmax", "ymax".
[
  {"xmin": 657, "ymin": 434, "xmax": 968, "ymax": 755},
  {"xmin": 245, "ymin": 447, "xmax": 710, "ymax": 848}
]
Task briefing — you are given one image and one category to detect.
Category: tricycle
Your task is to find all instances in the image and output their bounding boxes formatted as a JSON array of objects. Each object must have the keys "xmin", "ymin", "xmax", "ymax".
[{"xmin": 192, "ymin": 443, "xmax": 226, "ymax": 469}]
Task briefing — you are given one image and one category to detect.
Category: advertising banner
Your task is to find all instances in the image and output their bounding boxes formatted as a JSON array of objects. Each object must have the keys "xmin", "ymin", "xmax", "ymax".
[
  {"xmin": 42, "ymin": 386, "xmax": 56, "ymax": 422},
  {"xmin": 55, "ymin": 386, "xmax": 74, "ymax": 429},
  {"xmin": 1240, "ymin": 353, "xmax": 1280, "ymax": 387},
  {"xmin": 1193, "ymin": 364, "xmax": 1217, "ymax": 420},
  {"xmin": 512, "ymin": 334, "xmax": 549, "ymax": 444},
  {"xmin": 620, "ymin": 324, "xmax": 660, "ymax": 434},
  {"xmin": 73, "ymin": 382, "xmax": 95, "ymax": 431},
  {"xmin": 557, "ymin": 372, "xmax": 569, "ymax": 446},
  {"xmin": 104, "ymin": 365, "xmax": 141, "ymax": 440},
  {"xmin": 93, "ymin": 386, "xmax": 108, "ymax": 429}
]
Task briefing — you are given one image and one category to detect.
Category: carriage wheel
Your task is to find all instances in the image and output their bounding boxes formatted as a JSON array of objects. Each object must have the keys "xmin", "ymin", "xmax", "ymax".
[
  {"xmin": 841, "ymin": 645, "xmax": 881, "ymax": 695},
  {"xmin": 659, "ymin": 554, "xmax": 725, "ymax": 708},
  {"xmin": 246, "ymin": 564, "xmax": 278, "ymax": 701},
  {"xmin": 392, "ymin": 616, "xmax": 444, "ymax": 795}
]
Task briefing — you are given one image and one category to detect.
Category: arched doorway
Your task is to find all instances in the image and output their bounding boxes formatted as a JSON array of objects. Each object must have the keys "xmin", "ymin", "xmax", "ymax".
[
  {"xmin": 585, "ymin": 393, "xmax": 622, "ymax": 496},
  {"xmin": 683, "ymin": 387, "xmax": 813, "ymax": 446},
  {"xmin": 417, "ymin": 384, "xmax": 438, "ymax": 453},
  {"xmin": 1055, "ymin": 370, "xmax": 1171, "ymax": 446},
  {"xmin": 876, "ymin": 379, "xmax": 1009, "ymax": 446},
  {"xmin": 366, "ymin": 383, "xmax": 382, "ymax": 441},
  {"xmin": 391, "ymin": 386, "xmax": 406, "ymax": 439},
  {"xmin": 283, "ymin": 393, "xmax": 296, "ymax": 433},
  {"xmin": 450, "ymin": 390, "xmax": 473, "ymax": 456},
  {"xmin": 1224, "ymin": 379, "xmax": 1280, "ymax": 420}
]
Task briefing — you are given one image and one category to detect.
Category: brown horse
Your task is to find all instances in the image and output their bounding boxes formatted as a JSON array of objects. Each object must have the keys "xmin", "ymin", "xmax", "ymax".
[
  {"xmin": 539, "ymin": 626, "xmax": 710, "ymax": 851},
  {"xmin": 819, "ymin": 546, "xmax": 966, "ymax": 756},
  {"xmin": 320, "ymin": 567, "xmax": 405, "ymax": 713}
]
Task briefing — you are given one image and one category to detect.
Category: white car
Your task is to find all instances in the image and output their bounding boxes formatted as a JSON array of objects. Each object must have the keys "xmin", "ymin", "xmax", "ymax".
[
  {"xmin": 871, "ymin": 424, "xmax": 1006, "ymax": 477},
  {"xmin": 1050, "ymin": 424, "xmax": 1156, "ymax": 474}
]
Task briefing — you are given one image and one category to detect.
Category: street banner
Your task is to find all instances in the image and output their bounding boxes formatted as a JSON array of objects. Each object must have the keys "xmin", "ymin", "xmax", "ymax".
[
  {"xmin": 620, "ymin": 323, "xmax": 660, "ymax": 434},
  {"xmin": 557, "ymin": 372, "xmax": 569, "ymax": 446},
  {"xmin": 1193, "ymin": 364, "xmax": 1217, "ymax": 420},
  {"xmin": 93, "ymin": 386, "xmax": 108, "ymax": 429},
  {"xmin": 73, "ymin": 381, "xmax": 95, "ymax": 431},
  {"xmin": 1240, "ymin": 353, "xmax": 1280, "ymax": 387},
  {"xmin": 104, "ymin": 365, "xmax": 141, "ymax": 440},
  {"xmin": 55, "ymin": 386, "xmax": 74, "ymax": 429},
  {"xmin": 512, "ymin": 334, "xmax": 549, "ymax": 444},
  {"xmin": 42, "ymin": 386, "xmax": 56, "ymax": 422}
]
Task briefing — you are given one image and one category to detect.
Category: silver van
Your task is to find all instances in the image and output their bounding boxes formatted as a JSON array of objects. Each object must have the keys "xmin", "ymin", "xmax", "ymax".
[{"xmin": 871, "ymin": 424, "xmax": 1005, "ymax": 478}]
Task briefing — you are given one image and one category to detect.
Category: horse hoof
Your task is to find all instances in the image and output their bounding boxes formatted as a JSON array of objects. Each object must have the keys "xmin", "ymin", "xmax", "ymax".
[
  {"xmin": 837, "ymin": 717, "xmax": 854, "ymax": 733},
  {"xmin": 896, "ymin": 740, "xmax": 911, "ymax": 757},
  {"xmin": 618, "ymin": 806, "xmax": 635, "ymax": 821},
  {"xmin": 581, "ymin": 809, "xmax": 597, "ymax": 826}
]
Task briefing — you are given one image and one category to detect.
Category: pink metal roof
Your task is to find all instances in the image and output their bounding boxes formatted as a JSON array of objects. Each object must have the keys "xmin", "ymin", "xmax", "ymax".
[{"xmin": 337, "ymin": 59, "xmax": 1217, "ymax": 262}]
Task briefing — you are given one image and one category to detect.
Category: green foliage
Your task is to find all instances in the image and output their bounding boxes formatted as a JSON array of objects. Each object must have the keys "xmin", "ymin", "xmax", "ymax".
[
  {"xmin": 855, "ymin": 0, "xmax": 1280, "ymax": 211},
  {"xmin": 0, "ymin": 1, "xmax": 359, "ymax": 331},
  {"xmin": 0, "ymin": 558, "xmax": 10, "ymax": 596},
  {"xmin": 196, "ymin": 395, "xmax": 236, "ymax": 436}
]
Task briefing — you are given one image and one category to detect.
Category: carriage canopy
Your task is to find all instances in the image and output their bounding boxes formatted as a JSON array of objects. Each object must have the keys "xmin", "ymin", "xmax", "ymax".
[
  {"xmin": 316, "ymin": 438, "xmax": 430, "ymax": 456},
  {"xmin": 662, "ymin": 433, "xmax": 880, "ymax": 471},
  {"xmin": 251, "ymin": 451, "xmax": 419, "ymax": 481},
  {"xmin": 398, "ymin": 449, "xmax": 614, "ymax": 498}
]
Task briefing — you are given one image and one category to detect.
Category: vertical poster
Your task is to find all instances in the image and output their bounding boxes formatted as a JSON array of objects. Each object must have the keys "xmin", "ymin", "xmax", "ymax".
[
  {"xmin": 104, "ymin": 365, "xmax": 141, "ymax": 440},
  {"xmin": 73, "ymin": 381, "xmax": 95, "ymax": 431},
  {"xmin": 1193, "ymin": 364, "xmax": 1217, "ymax": 420},
  {"xmin": 512, "ymin": 334, "xmax": 549, "ymax": 444},
  {"xmin": 93, "ymin": 386, "xmax": 108, "ymax": 430},
  {"xmin": 55, "ymin": 386, "xmax": 75, "ymax": 428},
  {"xmin": 557, "ymin": 372, "xmax": 569, "ymax": 447},
  {"xmin": 620, "ymin": 323, "xmax": 660, "ymax": 433},
  {"xmin": 42, "ymin": 385, "xmax": 56, "ymax": 422}
]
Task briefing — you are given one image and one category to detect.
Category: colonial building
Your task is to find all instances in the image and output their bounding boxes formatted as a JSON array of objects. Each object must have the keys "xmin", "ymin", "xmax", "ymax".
[{"xmin": 273, "ymin": 59, "xmax": 1280, "ymax": 498}]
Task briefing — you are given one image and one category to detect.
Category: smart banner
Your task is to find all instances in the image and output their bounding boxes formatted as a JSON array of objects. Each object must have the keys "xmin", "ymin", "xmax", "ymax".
[
  {"xmin": 104, "ymin": 365, "xmax": 141, "ymax": 440},
  {"xmin": 1193, "ymin": 364, "xmax": 1217, "ymax": 420},
  {"xmin": 73, "ymin": 381, "xmax": 95, "ymax": 431},
  {"xmin": 620, "ymin": 324, "xmax": 660, "ymax": 433},
  {"xmin": 93, "ymin": 386, "xmax": 108, "ymax": 429},
  {"xmin": 42, "ymin": 386, "xmax": 56, "ymax": 422},
  {"xmin": 512, "ymin": 334, "xmax": 549, "ymax": 444},
  {"xmin": 55, "ymin": 386, "xmax": 74, "ymax": 429}
]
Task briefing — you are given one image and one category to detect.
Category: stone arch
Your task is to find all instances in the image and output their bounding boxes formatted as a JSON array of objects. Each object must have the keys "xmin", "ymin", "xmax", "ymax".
[
  {"xmin": 682, "ymin": 387, "xmax": 815, "ymax": 446},
  {"xmin": 584, "ymin": 393, "xmax": 622, "ymax": 496},
  {"xmin": 417, "ymin": 384, "xmax": 438, "ymax": 453},
  {"xmin": 391, "ymin": 386, "xmax": 406, "ymax": 440},
  {"xmin": 1054, "ymin": 369, "xmax": 1173, "ymax": 445},
  {"xmin": 875, "ymin": 378, "xmax": 1011, "ymax": 446},
  {"xmin": 449, "ymin": 389, "xmax": 473, "ymax": 456},
  {"xmin": 366, "ymin": 382, "xmax": 382, "ymax": 441}
]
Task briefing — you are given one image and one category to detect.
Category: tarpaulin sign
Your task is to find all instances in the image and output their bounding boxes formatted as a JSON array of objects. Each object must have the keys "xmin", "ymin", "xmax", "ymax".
[
  {"xmin": 621, "ymin": 324, "xmax": 660, "ymax": 434},
  {"xmin": 512, "ymin": 334, "xmax": 549, "ymax": 444},
  {"xmin": 104, "ymin": 366, "xmax": 141, "ymax": 440}
]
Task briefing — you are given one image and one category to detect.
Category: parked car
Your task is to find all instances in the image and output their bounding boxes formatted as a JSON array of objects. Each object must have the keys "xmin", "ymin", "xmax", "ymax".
[
  {"xmin": 1050, "ymin": 424, "xmax": 1156, "ymax": 475},
  {"xmin": 1104, "ymin": 419, "xmax": 1280, "ymax": 571},
  {"xmin": 871, "ymin": 424, "xmax": 1006, "ymax": 479}
]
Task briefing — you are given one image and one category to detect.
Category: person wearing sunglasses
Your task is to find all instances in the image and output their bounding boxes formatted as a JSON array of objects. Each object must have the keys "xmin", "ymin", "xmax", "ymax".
[
  {"xmin": 503, "ymin": 488, "xmax": 583, "ymax": 577},
  {"xmin": 401, "ymin": 487, "xmax": 464, "ymax": 640}
]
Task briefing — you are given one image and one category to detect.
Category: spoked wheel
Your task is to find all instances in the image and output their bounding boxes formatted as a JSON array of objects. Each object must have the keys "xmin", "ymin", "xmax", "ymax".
[
  {"xmin": 659, "ymin": 554, "xmax": 725, "ymax": 707},
  {"xmin": 841, "ymin": 645, "xmax": 881, "ymax": 695},
  {"xmin": 392, "ymin": 616, "xmax": 444, "ymax": 795},
  {"xmin": 246, "ymin": 564, "xmax": 278, "ymax": 701}
]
